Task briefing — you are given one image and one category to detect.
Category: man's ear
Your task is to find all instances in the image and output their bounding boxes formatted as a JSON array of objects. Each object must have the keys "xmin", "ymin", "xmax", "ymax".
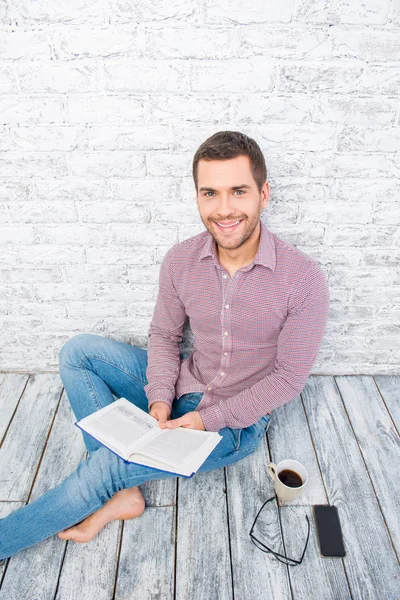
[{"xmin": 261, "ymin": 181, "xmax": 270, "ymax": 210}]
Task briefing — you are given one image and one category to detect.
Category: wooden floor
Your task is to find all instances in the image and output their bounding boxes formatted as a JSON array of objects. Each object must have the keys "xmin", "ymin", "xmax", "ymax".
[{"xmin": 0, "ymin": 373, "xmax": 399, "ymax": 600}]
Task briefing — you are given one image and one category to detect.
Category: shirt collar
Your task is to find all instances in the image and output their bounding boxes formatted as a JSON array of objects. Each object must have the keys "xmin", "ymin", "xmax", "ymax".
[{"xmin": 198, "ymin": 219, "xmax": 276, "ymax": 271}]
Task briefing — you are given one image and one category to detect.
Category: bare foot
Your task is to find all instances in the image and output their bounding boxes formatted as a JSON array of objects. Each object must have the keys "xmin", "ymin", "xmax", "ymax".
[{"xmin": 57, "ymin": 486, "xmax": 145, "ymax": 543}]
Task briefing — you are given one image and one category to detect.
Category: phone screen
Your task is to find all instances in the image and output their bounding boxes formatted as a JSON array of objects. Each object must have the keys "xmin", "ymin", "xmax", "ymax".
[{"xmin": 313, "ymin": 505, "xmax": 346, "ymax": 557}]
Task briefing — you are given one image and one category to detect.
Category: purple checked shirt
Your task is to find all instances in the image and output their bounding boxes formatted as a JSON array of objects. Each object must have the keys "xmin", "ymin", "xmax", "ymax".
[{"xmin": 144, "ymin": 219, "xmax": 330, "ymax": 432}]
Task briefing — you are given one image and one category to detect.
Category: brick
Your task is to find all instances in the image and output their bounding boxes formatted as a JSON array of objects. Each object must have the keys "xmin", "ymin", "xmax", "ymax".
[
  {"xmin": 292, "ymin": 0, "xmax": 390, "ymax": 25},
  {"xmin": 324, "ymin": 225, "xmax": 396, "ymax": 246},
  {"xmin": 36, "ymin": 223, "xmax": 108, "ymax": 245},
  {"xmin": 61, "ymin": 265, "xmax": 128, "ymax": 284},
  {"xmin": 54, "ymin": 25, "xmax": 140, "ymax": 60},
  {"xmin": 109, "ymin": 224, "xmax": 178, "ymax": 245},
  {"xmin": 239, "ymin": 25, "xmax": 331, "ymax": 59},
  {"xmin": 0, "ymin": 268, "xmax": 62, "ymax": 284},
  {"xmin": 86, "ymin": 123, "xmax": 176, "ymax": 151},
  {"xmin": 0, "ymin": 95, "xmax": 65, "ymax": 124},
  {"xmin": 10, "ymin": 125, "xmax": 88, "ymax": 152},
  {"xmin": 203, "ymin": 0, "xmax": 294, "ymax": 24},
  {"xmin": 192, "ymin": 60, "xmax": 275, "ymax": 92},
  {"xmin": 0, "ymin": 64, "xmax": 18, "ymax": 93},
  {"xmin": 6, "ymin": 0, "xmax": 104, "ymax": 24},
  {"xmin": 0, "ymin": 179, "xmax": 32, "ymax": 201},
  {"xmin": 104, "ymin": 60, "xmax": 191, "ymax": 92},
  {"xmin": 0, "ymin": 245, "xmax": 85, "ymax": 265},
  {"xmin": 86, "ymin": 245, "xmax": 153, "ymax": 264},
  {"xmin": 144, "ymin": 26, "xmax": 237, "ymax": 59},
  {"xmin": 108, "ymin": 0, "xmax": 198, "ymax": 23},
  {"xmin": 67, "ymin": 94, "xmax": 147, "ymax": 124},
  {"xmin": 109, "ymin": 177, "xmax": 179, "ymax": 202},
  {"xmin": 0, "ymin": 29, "xmax": 51, "ymax": 60},
  {"xmin": 278, "ymin": 63, "xmax": 364, "ymax": 93},
  {"xmin": 0, "ymin": 152, "xmax": 68, "ymax": 177},
  {"xmin": 146, "ymin": 152, "xmax": 192, "ymax": 177},
  {"xmin": 314, "ymin": 95, "xmax": 397, "ymax": 126},
  {"xmin": 337, "ymin": 126, "xmax": 400, "ymax": 152},
  {"xmin": 0, "ymin": 225, "xmax": 36, "ymax": 244},
  {"xmin": 35, "ymin": 178, "xmax": 106, "ymax": 202},
  {"xmin": 332, "ymin": 27, "xmax": 400, "ymax": 62},
  {"xmin": 17, "ymin": 61, "xmax": 102, "ymax": 93},
  {"xmin": 76, "ymin": 201, "xmax": 150, "ymax": 223},
  {"xmin": 232, "ymin": 94, "xmax": 316, "ymax": 124},
  {"xmin": 68, "ymin": 151, "xmax": 145, "ymax": 177},
  {"xmin": 0, "ymin": 201, "xmax": 77, "ymax": 223},
  {"xmin": 254, "ymin": 124, "xmax": 336, "ymax": 151}
]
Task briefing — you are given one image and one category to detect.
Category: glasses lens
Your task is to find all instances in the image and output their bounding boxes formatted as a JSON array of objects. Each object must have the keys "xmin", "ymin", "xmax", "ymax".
[{"xmin": 249, "ymin": 496, "xmax": 310, "ymax": 566}]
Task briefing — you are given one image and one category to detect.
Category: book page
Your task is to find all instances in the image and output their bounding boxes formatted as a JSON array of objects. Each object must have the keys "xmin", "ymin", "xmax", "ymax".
[
  {"xmin": 135, "ymin": 427, "xmax": 208, "ymax": 467},
  {"xmin": 89, "ymin": 401, "xmax": 156, "ymax": 447}
]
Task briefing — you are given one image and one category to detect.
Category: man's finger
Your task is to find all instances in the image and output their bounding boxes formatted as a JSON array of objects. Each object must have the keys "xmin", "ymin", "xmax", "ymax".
[{"xmin": 165, "ymin": 417, "xmax": 184, "ymax": 428}]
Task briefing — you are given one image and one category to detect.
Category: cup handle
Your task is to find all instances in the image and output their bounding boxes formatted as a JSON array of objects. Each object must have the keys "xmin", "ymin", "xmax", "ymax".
[{"xmin": 267, "ymin": 463, "xmax": 276, "ymax": 482}]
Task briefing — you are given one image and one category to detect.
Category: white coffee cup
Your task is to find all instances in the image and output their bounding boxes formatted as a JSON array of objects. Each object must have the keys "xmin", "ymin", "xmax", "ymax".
[{"xmin": 267, "ymin": 459, "xmax": 308, "ymax": 502}]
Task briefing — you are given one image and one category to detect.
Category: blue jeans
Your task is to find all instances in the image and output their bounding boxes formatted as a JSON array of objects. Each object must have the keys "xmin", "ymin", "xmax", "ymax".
[{"xmin": 0, "ymin": 333, "xmax": 271, "ymax": 560}]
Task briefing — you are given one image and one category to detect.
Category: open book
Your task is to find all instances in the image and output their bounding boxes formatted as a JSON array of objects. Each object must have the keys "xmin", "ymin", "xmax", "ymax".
[{"xmin": 75, "ymin": 398, "xmax": 223, "ymax": 478}]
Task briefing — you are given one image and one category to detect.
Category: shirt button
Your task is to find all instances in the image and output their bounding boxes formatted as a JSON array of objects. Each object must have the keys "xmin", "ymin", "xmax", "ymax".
[
  {"xmin": 225, "ymin": 304, "xmax": 229, "ymax": 309},
  {"xmin": 208, "ymin": 386, "xmax": 211, "ymax": 390},
  {"xmin": 224, "ymin": 331, "xmax": 228, "ymax": 336},
  {"xmin": 224, "ymin": 352, "xmax": 228, "ymax": 356},
  {"xmin": 223, "ymin": 274, "xmax": 227, "ymax": 279},
  {"xmin": 220, "ymin": 371, "xmax": 225, "ymax": 376}
]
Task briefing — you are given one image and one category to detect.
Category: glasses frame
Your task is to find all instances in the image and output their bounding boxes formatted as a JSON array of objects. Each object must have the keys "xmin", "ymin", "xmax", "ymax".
[{"xmin": 249, "ymin": 495, "xmax": 310, "ymax": 566}]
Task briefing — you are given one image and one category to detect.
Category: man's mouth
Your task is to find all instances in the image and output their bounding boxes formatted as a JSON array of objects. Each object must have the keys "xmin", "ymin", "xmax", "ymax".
[{"xmin": 214, "ymin": 219, "xmax": 243, "ymax": 232}]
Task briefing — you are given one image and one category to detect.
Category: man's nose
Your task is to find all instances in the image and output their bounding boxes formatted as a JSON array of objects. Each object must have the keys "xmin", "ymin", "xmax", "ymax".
[{"xmin": 217, "ymin": 193, "xmax": 236, "ymax": 213}]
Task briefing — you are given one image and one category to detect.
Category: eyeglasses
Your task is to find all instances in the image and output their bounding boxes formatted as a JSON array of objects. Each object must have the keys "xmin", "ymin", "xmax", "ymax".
[{"xmin": 249, "ymin": 495, "xmax": 310, "ymax": 566}]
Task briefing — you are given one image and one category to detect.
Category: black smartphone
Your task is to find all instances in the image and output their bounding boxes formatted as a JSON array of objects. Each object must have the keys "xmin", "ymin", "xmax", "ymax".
[{"xmin": 313, "ymin": 505, "xmax": 346, "ymax": 557}]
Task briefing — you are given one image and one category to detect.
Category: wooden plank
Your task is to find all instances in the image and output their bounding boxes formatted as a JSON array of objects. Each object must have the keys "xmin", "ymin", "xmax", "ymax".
[
  {"xmin": 138, "ymin": 474, "xmax": 177, "ymax": 508},
  {"xmin": 56, "ymin": 521, "xmax": 121, "ymax": 600},
  {"xmin": 268, "ymin": 391, "xmax": 327, "ymax": 506},
  {"xmin": 115, "ymin": 507, "xmax": 175, "ymax": 600},
  {"xmin": 280, "ymin": 505, "xmax": 351, "ymax": 600},
  {"xmin": 374, "ymin": 375, "xmax": 400, "ymax": 430},
  {"xmin": 302, "ymin": 376, "xmax": 400, "ymax": 600},
  {"xmin": 37, "ymin": 387, "xmax": 119, "ymax": 600},
  {"xmin": 266, "ymin": 385, "xmax": 350, "ymax": 599},
  {"xmin": 0, "ymin": 389, "xmax": 89, "ymax": 599},
  {"xmin": 335, "ymin": 375, "xmax": 400, "ymax": 559},
  {"xmin": 0, "ymin": 373, "xmax": 62, "ymax": 501},
  {"xmin": 30, "ymin": 388, "xmax": 87, "ymax": 498},
  {"xmin": 0, "ymin": 373, "xmax": 29, "ymax": 442},
  {"xmin": 0, "ymin": 502, "xmax": 25, "ymax": 584},
  {"xmin": 226, "ymin": 442, "xmax": 291, "ymax": 599},
  {"xmin": 176, "ymin": 468, "xmax": 233, "ymax": 600}
]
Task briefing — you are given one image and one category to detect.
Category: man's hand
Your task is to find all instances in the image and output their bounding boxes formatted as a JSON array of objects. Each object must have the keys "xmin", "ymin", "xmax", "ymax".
[
  {"xmin": 149, "ymin": 401, "xmax": 171, "ymax": 425},
  {"xmin": 159, "ymin": 410, "xmax": 205, "ymax": 431}
]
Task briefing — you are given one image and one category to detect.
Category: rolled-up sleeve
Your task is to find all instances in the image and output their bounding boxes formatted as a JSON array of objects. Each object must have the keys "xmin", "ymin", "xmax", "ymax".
[
  {"xmin": 144, "ymin": 246, "xmax": 187, "ymax": 410},
  {"xmin": 198, "ymin": 263, "xmax": 330, "ymax": 431}
]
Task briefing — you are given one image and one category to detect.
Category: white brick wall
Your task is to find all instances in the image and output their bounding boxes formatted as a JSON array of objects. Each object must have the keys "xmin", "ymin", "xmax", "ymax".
[{"xmin": 0, "ymin": 0, "xmax": 399, "ymax": 374}]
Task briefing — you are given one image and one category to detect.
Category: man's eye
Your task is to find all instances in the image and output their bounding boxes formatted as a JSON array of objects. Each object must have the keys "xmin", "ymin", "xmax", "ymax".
[{"xmin": 235, "ymin": 190, "xmax": 244, "ymax": 194}]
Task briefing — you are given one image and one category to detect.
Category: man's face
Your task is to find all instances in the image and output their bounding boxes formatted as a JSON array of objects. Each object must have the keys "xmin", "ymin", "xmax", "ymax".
[{"xmin": 195, "ymin": 155, "xmax": 269, "ymax": 252}]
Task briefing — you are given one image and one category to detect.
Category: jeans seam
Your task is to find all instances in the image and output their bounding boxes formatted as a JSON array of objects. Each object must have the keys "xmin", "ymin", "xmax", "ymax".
[
  {"xmin": 83, "ymin": 363, "xmax": 103, "ymax": 412},
  {"xmin": 77, "ymin": 354, "xmax": 148, "ymax": 387}
]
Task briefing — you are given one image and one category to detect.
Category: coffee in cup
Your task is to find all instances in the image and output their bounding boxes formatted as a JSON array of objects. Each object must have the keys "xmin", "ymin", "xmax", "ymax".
[{"xmin": 267, "ymin": 459, "xmax": 308, "ymax": 502}]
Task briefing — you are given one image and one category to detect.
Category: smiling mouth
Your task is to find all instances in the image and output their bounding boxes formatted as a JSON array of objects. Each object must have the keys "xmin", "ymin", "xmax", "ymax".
[{"xmin": 214, "ymin": 219, "xmax": 243, "ymax": 232}]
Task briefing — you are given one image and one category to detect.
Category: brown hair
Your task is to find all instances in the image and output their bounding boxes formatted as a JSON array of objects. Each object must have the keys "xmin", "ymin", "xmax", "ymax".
[{"xmin": 192, "ymin": 131, "xmax": 267, "ymax": 194}]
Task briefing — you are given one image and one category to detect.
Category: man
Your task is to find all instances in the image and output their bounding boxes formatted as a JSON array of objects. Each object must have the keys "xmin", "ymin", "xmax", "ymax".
[{"xmin": 0, "ymin": 131, "xmax": 329, "ymax": 561}]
